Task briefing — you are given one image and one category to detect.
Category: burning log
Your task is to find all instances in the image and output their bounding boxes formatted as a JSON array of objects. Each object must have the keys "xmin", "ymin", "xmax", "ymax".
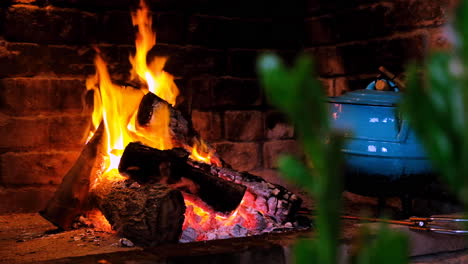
[
  {"xmin": 40, "ymin": 123, "xmax": 105, "ymax": 230},
  {"xmin": 189, "ymin": 161, "xmax": 302, "ymax": 223},
  {"xmin": 118, "ymin": 142, "xmax": 188, "ymax": 184},
  {"xmin": 118, "ymin": 142, "xmax": 247, "ymax": 213},
  {"xmin": 183, "ymin": 165, "xmax": 247, "ymax": 213},
  {"xmin": 135, "ymin": 92, "xmax": 224, "ymax": 166},
  {"xmin": 92, "ymin": 179, "xmax": 185, "ymax": 247},
  {"xmin": 136, "ymin": 92, "xmax": 195, "ymax": 148}
]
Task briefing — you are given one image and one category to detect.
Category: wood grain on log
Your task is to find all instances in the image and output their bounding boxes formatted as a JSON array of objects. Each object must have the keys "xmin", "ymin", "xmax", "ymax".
[
  {"xmin": 40, "ymin": 122, "xmax": 105, "ymax": 230},
  {"xmin": 93, "ymin": 180, "xmax": 185, "ymax": 247}
]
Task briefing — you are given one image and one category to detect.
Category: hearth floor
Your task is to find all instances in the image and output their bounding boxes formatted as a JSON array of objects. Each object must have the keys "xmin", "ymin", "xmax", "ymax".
[
  {"xmin": 0, "ymin": 213, "xmax": 308, "ymax": 264},
  {"xmin": 0, "ymin": 213, "xmax": 467, "ymax": 263}
]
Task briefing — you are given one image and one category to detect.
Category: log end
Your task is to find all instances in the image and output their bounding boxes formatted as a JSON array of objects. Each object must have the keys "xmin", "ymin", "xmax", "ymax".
[{"xmin": 97, "ymin": 181, "xmax": 186, "ymax": 247}]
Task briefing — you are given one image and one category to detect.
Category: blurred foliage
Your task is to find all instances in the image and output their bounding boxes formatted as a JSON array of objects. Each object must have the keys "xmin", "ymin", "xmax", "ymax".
[
  {"xmin": 258, "ymin": 55, "xmax": 343, "ymax": 263},
  {"xmin": 354, "ymin": 225, "xmax": 409, "ymax": 264},
  {"xmin": 257, "ymin": 55, "xmax": 408, "ymax": 264},
  {"xmin": 401, "ymin": 0, "xmax": 468, "ymax": 206}
]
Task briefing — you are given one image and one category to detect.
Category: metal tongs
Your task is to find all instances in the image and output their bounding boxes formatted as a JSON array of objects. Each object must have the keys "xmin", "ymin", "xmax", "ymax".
[
  {"xmin": 408, "ymin": 216, "xmax": 468, "ymax": 235},
  {"xmin": 341, "ymin": 215, "xmax": 468, "ymax": 235}
]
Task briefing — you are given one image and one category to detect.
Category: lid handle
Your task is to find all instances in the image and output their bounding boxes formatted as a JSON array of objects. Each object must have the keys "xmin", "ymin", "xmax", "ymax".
[
  {"xmin": 378, "ymin": 66, "xmax": 406, "ymax": 90},
  {"xmin": 366, "ymin": 79, "xmax": 400, "ymax": 92}
]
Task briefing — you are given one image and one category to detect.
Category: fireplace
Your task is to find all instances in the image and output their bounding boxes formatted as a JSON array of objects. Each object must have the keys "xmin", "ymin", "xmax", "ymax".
[{"xmin": 0, "ymin": 0, "xmax": 464, "ymax": 262}]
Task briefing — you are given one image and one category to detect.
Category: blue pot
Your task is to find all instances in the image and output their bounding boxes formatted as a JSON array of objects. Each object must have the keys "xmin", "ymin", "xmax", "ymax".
[{"xmin": 328, "ymin": 80, "xmax": 433, "ymax": 195}]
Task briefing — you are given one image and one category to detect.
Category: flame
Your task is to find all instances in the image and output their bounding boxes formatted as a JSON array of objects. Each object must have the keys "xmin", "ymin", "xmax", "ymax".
[
  {"xmin": 86, "ymin": 54, "xmax": 143, "ymax": 185},
  {"xmin": 86, "ymin": 209, "xmax": 114, "ymax": 233},
  {"xmin": 129, "ymin": 0, "xmax": 178, "ymax": 105},
  {"xmin": 86, "ymin": 0, "xmax": 181, "ymax": 185},
  {"xmin": 188, "ymin": 138, "xmax": 222, "ymax": 166}
]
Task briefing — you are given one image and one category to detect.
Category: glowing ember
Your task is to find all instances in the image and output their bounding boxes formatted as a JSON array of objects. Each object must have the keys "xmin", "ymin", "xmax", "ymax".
[
  {"xmin": 182, "ymin": 191, "xmax": 277, "ymax": 241},
  {"xmin": 86, "ymin": 209, "xmax": 113, "ymax": 233}
]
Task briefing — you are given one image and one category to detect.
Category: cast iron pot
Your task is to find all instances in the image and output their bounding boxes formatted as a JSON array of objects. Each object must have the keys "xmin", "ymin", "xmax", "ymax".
[{"xmin": 328, "ymin": 80, "xmax": 434, "ymax": 197}]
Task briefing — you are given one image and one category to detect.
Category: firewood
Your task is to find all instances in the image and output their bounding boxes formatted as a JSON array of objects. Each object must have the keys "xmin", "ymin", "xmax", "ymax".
[
  {"xmin": 118, "ymin": 142, "xmax": 247, "ymax": 213},
  {"xmin": 118, "ymin": 142, "xmax": 188, "ymax": 184},
  {"xmin": 40, "ymin": 122, "xmax": 105, "ymax": 230},
  {"xmin": 184, "ymin": 165, "xmax": 247, "ymax": 213},
  {"xmin": 92, "ymin": 179, "xmax": 185, "ymax": 247},
  {"xmin": 135, "ymin": 92, "xmax": 226, "ymax": 167},
  {"xmin": 189, "ymin": 161, "xmax": 302, "ymax": 223},
  {"xmin": 136, "ymin": 92, "xmax": 195, "ymax": 148}
]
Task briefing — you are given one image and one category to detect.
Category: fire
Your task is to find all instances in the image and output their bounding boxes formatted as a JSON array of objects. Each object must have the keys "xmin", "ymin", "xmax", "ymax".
[
  {"xmin": 87, "ymin": 0, "xmax": 219, "ymax": 185},
  {"xmin": 188, "ymin": 138, "xmax": 222, "ymax": 167},
  {"xmin": 86, "ymin": 54, "xmax": 143, "ymax": 184},
  {"xmin": 87, "ymin": 0, "xmax": 180, "ymax": 185},
  {"xmin": 86, "ymin": 209, "xmax": 113, "ymax": 233},
  {"xmin": 86, "ymin": 0, "xmax": 264, "ymax": 240}
]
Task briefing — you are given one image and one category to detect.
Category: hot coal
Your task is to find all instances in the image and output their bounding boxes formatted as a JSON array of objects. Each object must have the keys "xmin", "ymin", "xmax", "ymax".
[{"xmin": 188, "ymin": 161, "xmax": 302, "ymax": 223}]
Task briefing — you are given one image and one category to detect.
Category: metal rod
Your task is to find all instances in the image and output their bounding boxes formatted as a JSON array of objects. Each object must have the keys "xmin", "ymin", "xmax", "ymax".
[{"xmin": 341, "ymin": 215, "xmax": 414, "ymax": 226}]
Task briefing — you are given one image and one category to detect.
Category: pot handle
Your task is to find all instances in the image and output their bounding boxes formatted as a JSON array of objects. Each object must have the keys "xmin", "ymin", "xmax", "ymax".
[{"xmin": 396, "ymin": 116, "xmax": 410, "ymax": 142}]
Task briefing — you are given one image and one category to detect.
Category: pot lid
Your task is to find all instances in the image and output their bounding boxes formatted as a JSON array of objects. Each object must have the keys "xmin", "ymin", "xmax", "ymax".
[{"xmin": 328, "ymin": 89, "xmax": 401, "ymax": 106}]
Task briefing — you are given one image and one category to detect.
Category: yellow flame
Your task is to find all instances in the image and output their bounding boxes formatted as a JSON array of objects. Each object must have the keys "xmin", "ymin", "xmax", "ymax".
[
  {"xmin": 189, "ymin": 138, "xmax": 222, "ymax": 166},
  {"xmin": 87, "ymin": 54, "xmax": 144, "ymax": 184},
  {"xmin": 128, "ymin": 101, "xmax": 173, "ymax": 150},
  {"xmin": 129, "ymin": 0, "xmax": 179, "ymax": 105}
]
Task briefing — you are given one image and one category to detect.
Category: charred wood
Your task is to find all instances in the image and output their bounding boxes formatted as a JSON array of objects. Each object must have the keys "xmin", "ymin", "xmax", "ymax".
[
  {"xmin": 40, "ymin": 122, "xmax": 105, "ymax": 230},
  {"xmin": 118, "ymin": 142, "xmax": 188, "ymax": 184},
  {"xmin": 136, "ymin": 92, "xmax": 225, "ymax": 166},
  {"xmin": 189, "ymin": 161, "xmax": 302, "ymax": 223},
  {"xmin": 118, "ymin": 142, "xmax": 246, "ymax": 213},
  {"xmin": 93, "ymin": 180, "xmax": 185, "ymax": 247},
  {"xmin": 184, "ymin": 166, "xmax": 247, "ymax": 213},
  {"xmin": 137, "ymin": 92, "xmax": 194, "ymax": 148}
]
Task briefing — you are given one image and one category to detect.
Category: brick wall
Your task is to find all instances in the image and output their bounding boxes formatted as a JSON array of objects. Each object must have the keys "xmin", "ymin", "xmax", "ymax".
[
  {"xmin": 306, "ymin": 0, "xmax": 455, "ymax": 95},
  {"xmin": 0, "ymin": 0, "xmax": 456, "ymax": 213}
]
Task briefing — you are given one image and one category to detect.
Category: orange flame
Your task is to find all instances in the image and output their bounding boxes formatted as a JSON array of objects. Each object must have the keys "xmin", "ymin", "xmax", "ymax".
[
  {"xmin": 87, "ymin": 0, "xmax": 181, "ymax": 185},
  {"xmin": 86, "ymin": 209, "xmax": 114, "ymax": 233},
  {"xmin": 86, "ymin": 54, "xmax": 143, "ymax": 185},
  {"xmin": 188, "ymin": 138, "xmax": 222, "ymax": 166}
]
